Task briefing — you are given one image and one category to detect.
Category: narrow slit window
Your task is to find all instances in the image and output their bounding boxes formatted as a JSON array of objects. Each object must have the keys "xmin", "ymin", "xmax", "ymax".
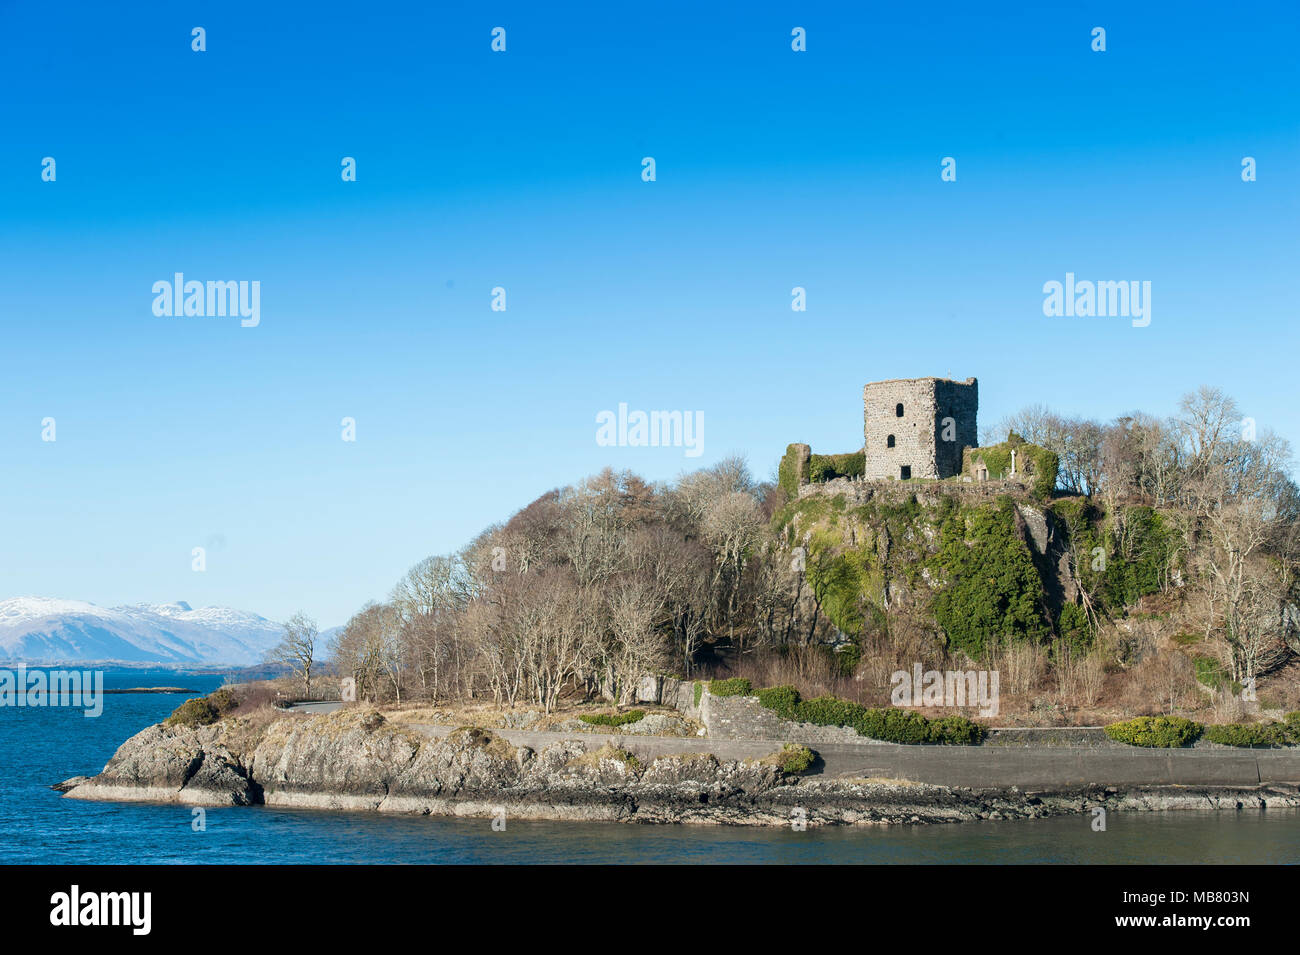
[
  {"xmin": 886, "ymin": 434, "xmax": 895, "ymax": 448},
  {"xmin": 895, "ymin": 403, "xmax": 904, "ymax": 417}
]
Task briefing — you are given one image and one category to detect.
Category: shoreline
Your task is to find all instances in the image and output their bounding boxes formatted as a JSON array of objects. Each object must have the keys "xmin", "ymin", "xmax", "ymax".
[
  {"xmin": 59, "ymin": 707, "xmax": 1300, "ymax": 828},
  {"xmin": 58, "ymin": 776, "xmax": 1300, "ymax": 827}
]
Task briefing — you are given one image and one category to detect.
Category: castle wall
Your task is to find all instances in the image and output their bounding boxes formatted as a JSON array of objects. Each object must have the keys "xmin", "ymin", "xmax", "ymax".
[
  {"xmin": 862, "ymin": 377, "xmax": 976, "ymax": 480},
  {"xmin": 934, "ymin": 377, "xmax": 978, "ymax": 477}
]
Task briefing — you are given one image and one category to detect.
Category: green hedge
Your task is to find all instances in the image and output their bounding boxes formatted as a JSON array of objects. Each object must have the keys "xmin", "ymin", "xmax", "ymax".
[
  {"xmin": 708, "ymin": 678, "xmax": 752, "ymax": 698},
  {"xmin": 757, "ymin": 685, "xmax": 800, "ymax": 718},
  {"xmin": 578, "ymin": 709, "xmax": 646, "ymax": 727},
  {"xmin": 755, "ymin": 685, "xmax": 984, "ymax": 745},
  {"xmin": 1203, "ymin": 721, "xmax": 1299, "ymax": 748},
  {"xmin": 1104, "ymin": 716, "xmax": 1202, "ymax": 748}
]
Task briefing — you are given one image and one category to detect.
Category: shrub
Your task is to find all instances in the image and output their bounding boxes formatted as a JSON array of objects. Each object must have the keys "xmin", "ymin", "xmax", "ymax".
[
  {"xmin": 753, "ymin": 685, "xmax": 983, "ymax": 744},
  {"xmin": 709, "ymin": 678, "xmax": 752, "ymax": 698},
  {"xmin": 693, "ymin": 682, "xmax": 703, "ymax": 708},
  {"xmin": 925, "ymin": 714, "xmax": 986, "ymax": 745},
  {"xmin": 809, "ymin": 452, "xmax": 866, "ymax": 483},
  {"xmin": 578, "ymin": 709, "xmax": 645, "ymax": 727},
  {"xmin": 772, "ymin": 743, "xmax": 815, "ymax": 774},
  {"xmin": 930, "ymin": 497, "xmax": 1052, "ymax": 657},
  {"xmin": 798, "ymin": 695, "xmax": 867, "ymax": 729},
  {"xmin": 1203, "ymin": 721, "xmax": 1298, "ymax": 747},
  {"xmin": 877, "ymin": 708, "xmax": 932, "ymax": 744},
  {"xmin": 756, "ymin": 685, "xmax": 800, "ymax": 720},
  {"xmin": 1104, "ymin": 716, "xmax": 1203, "ymax": 748},
  {"xmin": 164, "ymin": 687, "xmax": 238, "ymax": 728},
  {"xmin": 853, "ymin": 707, "xmax": 887, "ymax": 740}
]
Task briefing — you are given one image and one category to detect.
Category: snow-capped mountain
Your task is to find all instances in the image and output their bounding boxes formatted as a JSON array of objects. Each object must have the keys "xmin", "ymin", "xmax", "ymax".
[{"xmin": 0, "ymin": 597, "xmax": 286, "ymax": 665}]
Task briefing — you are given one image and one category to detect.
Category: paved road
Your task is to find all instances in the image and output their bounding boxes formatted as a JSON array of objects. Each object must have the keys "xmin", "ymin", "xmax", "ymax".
[
  {"xmin": 283, "ymin": 704, "xmax": 1300, "ymax": 789},
  {"xmin": 403, "ymin": 723, "xmax": 1300, "ymax": 789},
  {"xmin": 284, "ymin": 701, "xmax": 342, "ymax": 714}
]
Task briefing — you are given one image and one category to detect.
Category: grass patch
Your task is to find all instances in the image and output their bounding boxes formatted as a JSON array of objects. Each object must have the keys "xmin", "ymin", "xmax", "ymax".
[{"xmin": 766, "ymin": 743, "xmax": 815, "ymax": 774}]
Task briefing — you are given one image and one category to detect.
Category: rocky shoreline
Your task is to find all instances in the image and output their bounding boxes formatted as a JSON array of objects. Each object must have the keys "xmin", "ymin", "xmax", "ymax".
[{"xmin": 59, "ymin": 708, "xmax": 1300, "ymax": 827}]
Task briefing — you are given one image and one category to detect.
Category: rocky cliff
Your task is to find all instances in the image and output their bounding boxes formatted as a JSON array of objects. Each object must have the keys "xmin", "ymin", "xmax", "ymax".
[{"xmin": 59, "ymin": 708, "xmax": 1300, "ymax": 826}]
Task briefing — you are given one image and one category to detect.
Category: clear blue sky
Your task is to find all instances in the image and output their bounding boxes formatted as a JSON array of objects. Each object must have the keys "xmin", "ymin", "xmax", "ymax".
[{"xmin": 2, "ymin": 1, "xmax": 1296, "ymax": 627}]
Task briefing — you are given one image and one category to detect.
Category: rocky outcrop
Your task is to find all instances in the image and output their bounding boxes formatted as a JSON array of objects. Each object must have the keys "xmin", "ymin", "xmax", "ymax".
[
  {"xmin": 61, "ymin": 708, "xmax": 1300, "ymax": 826},
  {"xmin": 62, "ymin": 720, "xmax": 258, "ymax": 806}
]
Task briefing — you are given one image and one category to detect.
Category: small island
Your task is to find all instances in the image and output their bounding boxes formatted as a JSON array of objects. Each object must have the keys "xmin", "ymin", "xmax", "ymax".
[{"xmin": 63, "ymin": 378, "xmax": 1300, "ymax": 826}]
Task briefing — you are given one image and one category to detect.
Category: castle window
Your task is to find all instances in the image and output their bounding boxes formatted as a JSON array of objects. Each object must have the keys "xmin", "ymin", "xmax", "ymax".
[
  {"xmin": 886, "ymin": 434, "xmax": 895, "ymax": 448},
  {"xmin": 895, "ymin": 403, "xmax": 904, "ymax": 417},
  {"xmin": 900, "ymin": 465, "xmax": 912, "ymax": 480}
]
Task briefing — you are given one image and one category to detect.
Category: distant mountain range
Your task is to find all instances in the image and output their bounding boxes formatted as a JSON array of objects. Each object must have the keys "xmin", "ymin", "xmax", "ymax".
[{"xmin": 0, "ymin": 597, "xmax": 290, "ymax": 666}]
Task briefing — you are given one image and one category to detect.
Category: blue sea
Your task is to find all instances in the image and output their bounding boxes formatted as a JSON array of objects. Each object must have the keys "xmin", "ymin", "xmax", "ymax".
[{"xmin": 2, "ymin": 668, "xmax": 1297, "ymax": 864}]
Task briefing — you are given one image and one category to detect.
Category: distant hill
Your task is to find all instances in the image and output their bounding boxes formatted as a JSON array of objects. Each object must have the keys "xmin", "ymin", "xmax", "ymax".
[{"xmin": 0, "ymin": 597, "xmax": 287, "ymax": 666}]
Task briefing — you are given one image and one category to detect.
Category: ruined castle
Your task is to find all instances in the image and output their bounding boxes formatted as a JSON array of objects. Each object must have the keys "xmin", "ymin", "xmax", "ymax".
[
  {"xmin": 862, "ymin": 376, "xmax": 978, "ymax": 480},
  {"xmin": 783, "ymin": 375, "xmax": 1053, "ymax": 501}
]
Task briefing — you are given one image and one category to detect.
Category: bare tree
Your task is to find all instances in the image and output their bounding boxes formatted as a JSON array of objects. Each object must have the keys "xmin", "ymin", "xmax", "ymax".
[
  {"xmin": 390, "ymin": 554, "xmax": 470, "ymax": 701},
  {"xmin": 270, "ymin": 611, "xmax": 319, "ymax": 698},
  {"xmin": 1174, "ymin": 388, "xmax": 1296, "ymax": 684},
  {"xmin": 330, "ymin": 603, "xmax": 391, "ymax": 702}
]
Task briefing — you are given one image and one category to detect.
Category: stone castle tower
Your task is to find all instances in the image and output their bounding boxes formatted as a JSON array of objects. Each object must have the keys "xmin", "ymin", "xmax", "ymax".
[{"xmin": 862, "ymin": 377, "xmax": 978, "ymax": 480}]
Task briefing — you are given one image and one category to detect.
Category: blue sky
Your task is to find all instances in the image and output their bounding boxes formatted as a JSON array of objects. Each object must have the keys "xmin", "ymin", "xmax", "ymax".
[{"xmin": 2, "ymin": 1, "xmax": 1297, "ymax": 627}]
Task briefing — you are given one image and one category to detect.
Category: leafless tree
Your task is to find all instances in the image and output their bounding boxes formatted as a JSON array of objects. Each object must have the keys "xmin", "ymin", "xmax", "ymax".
[{"xmin": 270, "ymin": 611, "xmax": 319, "ymax": 698}]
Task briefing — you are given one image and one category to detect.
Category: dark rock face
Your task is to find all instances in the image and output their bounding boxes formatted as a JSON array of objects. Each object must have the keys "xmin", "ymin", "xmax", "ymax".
[
  {"xmin": 61, "ymin": 708, "xmax": 1300, "ymax": 826},
  {"xmin": 65, "ymin": 721, "xmax": 256, "ymax": 806}
]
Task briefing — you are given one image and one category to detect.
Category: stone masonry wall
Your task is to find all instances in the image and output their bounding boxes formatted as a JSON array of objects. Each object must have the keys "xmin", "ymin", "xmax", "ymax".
[
  {"xmin": 933, "ymin": 377, "xmax": 978, "ymax": 477},
  {"xmin": 862, "ymin": 377, "xmax": 976, "ymax": 481},
  {"xmin": 796, "ymin": 474, "xmax": 1023, "ymax": 506},
  {"xmin": 656, "ymin": 679, "xmax": 874, "ymax": 743},
  {"xmin": 702, "ymin": 693, "xmax": 871, "ymax": 742}
]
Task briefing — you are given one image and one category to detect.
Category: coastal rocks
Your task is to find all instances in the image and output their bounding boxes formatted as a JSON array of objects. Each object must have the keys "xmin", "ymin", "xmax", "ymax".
[
  {"xmin": 65, "ymin": 722, "xmax": 255, "ymax": 806},
  {"xmin": 498, "ymin": 710, "xmax": 542, "ymax": 729},
  {"xmin": 51, "ymin": 776, "xmax": 90, "ymax": 793},
  {"xmin": 61, "ymin": 708, "xmax": 1300, "ymax": 827},
  {"xmin": 250, "ymin": 708, "xmax": 422, "ymax": 810},
  {"xmin": 391, "ymin": 727, "xmax": 529, "ymax": 798}
]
